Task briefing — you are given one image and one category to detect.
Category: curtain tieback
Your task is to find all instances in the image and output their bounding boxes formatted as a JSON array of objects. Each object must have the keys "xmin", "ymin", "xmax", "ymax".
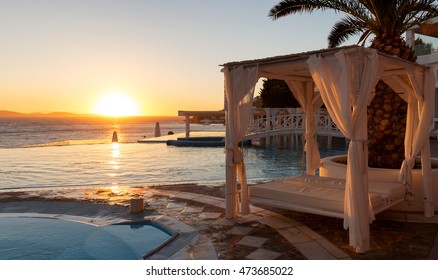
[
  {"xmin": 226, "ymin": 146, "xmax": 243, "ymax": 164},
  {"xmin": 350, "ymin": 139, "xmax": 368, "ymax": 143},
  {"xmin": 399, "ymin": 158, "xmax": 415, "ymax": 204},
  {"xmin": 225, "ymin": 190, "xmax": 240, "ymax": 195},
  {"xmin": 405, "ymin": 190, "xmax": 415, "ymax": 204},
  {"xmin": 349, "ymin": 139, "xmax": 368, "ymax": 152}
]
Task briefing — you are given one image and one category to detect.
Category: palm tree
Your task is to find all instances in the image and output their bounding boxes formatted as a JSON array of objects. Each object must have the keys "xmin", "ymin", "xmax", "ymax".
[
  {"xmin": 269, "ymin": 0, "xmax": 438, "ymax": 169},
  {"xmin": 259, "ymin": 79, "xmax": 301, "ymax": 108}
]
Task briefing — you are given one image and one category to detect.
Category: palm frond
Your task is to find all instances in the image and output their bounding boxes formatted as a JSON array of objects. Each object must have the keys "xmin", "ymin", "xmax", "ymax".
[
  {"xmin": 328, "ymin": 16, "xmax": 367, "ymax": 48},
  {"xmin": 402, "ymin": 0, "xmax": 438, "ymax": 31},
  {"xmin": 269, "ymin": 0, "xmax": 438, "ymax": 47},
  {"xmin": 269, "ymin": 0, "xmax": 343, "ymax": 20},
  {"xmin": 357, "ymin": 29, "xmax": 373, "ymax": 46}
]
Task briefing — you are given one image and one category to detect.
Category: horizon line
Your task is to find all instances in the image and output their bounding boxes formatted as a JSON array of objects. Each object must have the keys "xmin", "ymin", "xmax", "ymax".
[{"xmin": 0, "ymin": 110, "xmax": 183, "ymax": 118}]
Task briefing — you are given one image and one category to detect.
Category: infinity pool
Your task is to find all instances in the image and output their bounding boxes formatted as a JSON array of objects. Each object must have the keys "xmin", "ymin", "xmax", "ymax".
[{"xmin": 0, "ymin": 216, "xmax": 173, "ymax": 260}]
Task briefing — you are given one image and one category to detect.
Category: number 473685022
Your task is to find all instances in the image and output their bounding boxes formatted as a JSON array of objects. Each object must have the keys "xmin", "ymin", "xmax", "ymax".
[{"xmin": 238, "ymin": 266, "xmax": 294, "ymax": 276}]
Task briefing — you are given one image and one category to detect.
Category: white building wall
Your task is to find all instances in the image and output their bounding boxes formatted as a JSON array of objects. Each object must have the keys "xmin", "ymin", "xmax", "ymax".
[
  {"xmin": 407, "ymin": 17, "xmax": 438, "ymax": 133},
  {"xmin": 417, "ymin": 52, "xmax": 438, "ymax": 132}
]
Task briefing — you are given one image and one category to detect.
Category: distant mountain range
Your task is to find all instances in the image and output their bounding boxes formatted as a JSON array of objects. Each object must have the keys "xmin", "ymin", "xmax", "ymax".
[
  {"xmin": 0, "ymin": 110, "xmax": 88, "ymax": 117},
  {"xmin": 0, "ymin": 110, "xmax": 181, "ymax": 121}
]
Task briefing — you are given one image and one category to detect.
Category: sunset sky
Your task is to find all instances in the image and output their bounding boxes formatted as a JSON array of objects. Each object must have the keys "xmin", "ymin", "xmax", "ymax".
[{"xmin": 0, "ymin": 0, "xmax": 361, "ymax": 116}]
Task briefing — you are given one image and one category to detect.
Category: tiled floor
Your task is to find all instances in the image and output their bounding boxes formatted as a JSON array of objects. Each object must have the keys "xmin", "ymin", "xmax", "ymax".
[{"xmin": 164, "ymin": 189, "xmax": 351, "ymax": 259}]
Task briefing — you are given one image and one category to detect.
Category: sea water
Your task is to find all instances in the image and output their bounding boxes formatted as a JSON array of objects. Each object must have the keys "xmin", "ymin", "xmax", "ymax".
[{"xmin": 0, "ymin": 116, "xmax": 348, "ymax": 190}]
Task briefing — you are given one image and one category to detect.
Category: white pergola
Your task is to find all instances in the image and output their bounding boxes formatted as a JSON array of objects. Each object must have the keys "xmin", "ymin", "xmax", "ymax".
[{"xmin": 221, "ymin": 45, "xmax": 436, "ymax": 253}]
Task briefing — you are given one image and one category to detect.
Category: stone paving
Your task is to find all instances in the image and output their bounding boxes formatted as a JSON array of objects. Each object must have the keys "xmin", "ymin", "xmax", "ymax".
[{"xmin": 3, "ymin": 183, "xmax": 438, "ymax": 259}]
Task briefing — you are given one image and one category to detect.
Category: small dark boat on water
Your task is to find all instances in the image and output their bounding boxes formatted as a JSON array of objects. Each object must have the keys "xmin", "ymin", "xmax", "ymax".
[{"xmin": 166, "ymin": 137, "xmax": 225, "ymax": 147}]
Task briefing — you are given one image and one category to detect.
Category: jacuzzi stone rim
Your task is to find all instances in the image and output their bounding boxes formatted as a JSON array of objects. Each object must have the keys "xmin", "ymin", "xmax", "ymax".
[{"xmin": 320, "ymin": 155, "xmax": 438, "ymax": 214}]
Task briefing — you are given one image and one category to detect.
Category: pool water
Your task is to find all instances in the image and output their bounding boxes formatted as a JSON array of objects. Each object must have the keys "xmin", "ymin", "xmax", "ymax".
[{"xmin": 0, "ymin": 217, "xmax": 172, "ymax": 260}]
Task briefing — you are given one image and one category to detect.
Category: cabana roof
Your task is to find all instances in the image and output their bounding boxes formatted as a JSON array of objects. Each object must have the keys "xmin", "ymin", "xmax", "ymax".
[
  {"xmin": 222, "ymin": 46, "xmax": 353, "ymax": 68},
  {"xmin": 222, "ymin": 45, "xmax": 432, "ymax": 100},
  {"xmin": 222, "ymin": 45, "xmax": 430, "ymax": 82}
]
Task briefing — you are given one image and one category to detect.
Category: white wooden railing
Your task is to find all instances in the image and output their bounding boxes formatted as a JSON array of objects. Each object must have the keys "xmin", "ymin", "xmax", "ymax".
[{"xmin": 245, "ymin": 108, "xmax": 343, "ymax": 140}]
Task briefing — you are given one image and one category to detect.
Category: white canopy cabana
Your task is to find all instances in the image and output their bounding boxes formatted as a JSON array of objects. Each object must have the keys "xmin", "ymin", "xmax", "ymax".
[{"xmin": 221, "ymin": 45, "xmax": 436, "ymax": 253}]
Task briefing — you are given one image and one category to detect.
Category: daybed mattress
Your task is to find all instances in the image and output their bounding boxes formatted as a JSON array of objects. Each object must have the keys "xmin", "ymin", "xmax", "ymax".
[
  {"xmin": 250, "ymin": 175, "xmax": 405, "ymax": 215},
  {"xmin": 284, "ymin": 175, "xmax": 406, "ymax": 201}
]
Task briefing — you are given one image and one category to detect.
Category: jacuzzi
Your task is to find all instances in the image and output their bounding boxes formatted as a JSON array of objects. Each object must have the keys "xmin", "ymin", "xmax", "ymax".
[{"xmin": 320, "ymin": 155, "xmax": 438, "ymax": 213}]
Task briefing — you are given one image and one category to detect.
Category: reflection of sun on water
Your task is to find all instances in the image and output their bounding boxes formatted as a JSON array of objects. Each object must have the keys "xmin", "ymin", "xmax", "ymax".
[
  {"xmin": 112, "ymin": 142, "xmax": 120, "ymax": 156},
  {"xmin": 93, "ymin": 91, "xmax": 140, "ymax": 117},
  {"xmin": 109, "ymin": 142, "xmax": 121, "ymax": 185}
]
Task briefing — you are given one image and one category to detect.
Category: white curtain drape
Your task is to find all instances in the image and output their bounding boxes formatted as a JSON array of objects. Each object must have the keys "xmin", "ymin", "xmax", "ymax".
[
  {"xmin": 223, "ymin": 65, "xmax": 259, "ymax": 218},
  {"xmin": 286, "ymin": 80, "xmax": 323, "ymax": 174},
  {"xmin": 307, "ymin": 48, "xmax": 382, "ymax": 253},
  {"xmin": 399, "ymin": 68, "xmax": 435, "ymax": 206}
]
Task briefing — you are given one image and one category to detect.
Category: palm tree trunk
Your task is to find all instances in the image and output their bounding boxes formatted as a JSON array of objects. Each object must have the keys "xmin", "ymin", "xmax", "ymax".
[
  {"xmin": 367, "ymin": 81, "xmax": 408, "ymax": 168},
  {"xmin": 367, "ymin": 37, "xmax": 415, "ymax": 169}
]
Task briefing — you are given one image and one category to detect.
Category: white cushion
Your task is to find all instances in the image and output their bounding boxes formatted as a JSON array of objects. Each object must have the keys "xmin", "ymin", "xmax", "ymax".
[
  {"xmin": 250, "ymin": 179, "xmax": 383, "ymax": 213},
  {"xmin": 250, "ymin": 175, "xmax": 405, "ymax": 215}
]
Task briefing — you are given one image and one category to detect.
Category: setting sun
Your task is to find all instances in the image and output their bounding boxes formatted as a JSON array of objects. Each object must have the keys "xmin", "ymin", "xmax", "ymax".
[{"xmin": 93, "ymin": 92, "xmax": 140, "ymax": 117}]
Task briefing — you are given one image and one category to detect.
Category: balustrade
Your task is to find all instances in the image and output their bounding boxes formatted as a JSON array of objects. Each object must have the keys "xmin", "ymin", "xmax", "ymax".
[{"xmin": 245, "ymin": 108, "xmax": 342, "ymax": 139}]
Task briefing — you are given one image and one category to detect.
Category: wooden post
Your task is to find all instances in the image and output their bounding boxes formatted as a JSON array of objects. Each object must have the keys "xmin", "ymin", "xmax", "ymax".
[
  {"xmin": 130, "ymin": 198, "xmax": 144, "ymax": 213},
  {"xmin": 185, "ymin": 116, "xmax": 190, "ymax": 138},
  {"xmin": 421, "ymin": 137, "xmax": 434, "ymax": 218}
]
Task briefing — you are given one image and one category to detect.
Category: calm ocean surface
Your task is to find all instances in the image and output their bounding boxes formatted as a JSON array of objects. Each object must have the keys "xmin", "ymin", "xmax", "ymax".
[{"xmin": 0, "ymin": 116, "xmax": 348, "ymax": 190}]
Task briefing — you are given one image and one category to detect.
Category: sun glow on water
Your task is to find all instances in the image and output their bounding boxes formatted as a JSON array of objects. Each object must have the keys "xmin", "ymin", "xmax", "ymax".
[{"xmin": 93, "ymin": 92, "xmax": 140, "ymax": 117}]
